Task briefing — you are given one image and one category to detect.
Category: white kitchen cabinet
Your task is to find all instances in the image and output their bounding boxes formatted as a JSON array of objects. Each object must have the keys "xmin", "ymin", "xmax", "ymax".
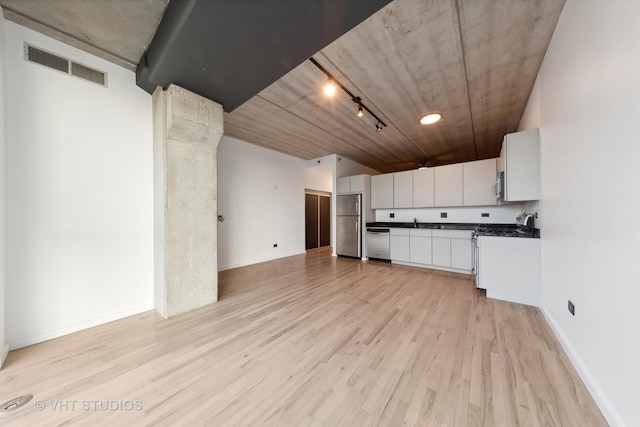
[
  {"xmin": 412, "ymin": 169, "xmax": 435, "ymax": 207},
  {"xmin": 434, "ymin": 164, "xmax": 463, "ymax": 207},
  {"xmin": 390, "ymin": 229, "xmax": 410, "ymax": 262},
  {"xmin": 463, "ymin": 159, "xmax": 497, "ymax": 206},
  {"xmin": 451, "ymin": 238, "xmax": 472, "ymax": 270},
  {"xmin": 371, "ymin": 173, "xmax": 394, "ymax": 208},
  {"xmin": 432, "ymin": 229, "xmax": 473, "ymax": 271},
  {"xmin": 478, "ymin": 236, "xmax": 540, "ymax": 306},
  {"xmin": 409, "ymin": 229, "xmax": 432, "ymax": 265},
  {"xmin": 391, "ymin": 228, "xmax": 472, "ymax": 274},
  {"xmin": 499, "ymin": 129, "xmax": 540, "ymax": 202},
  {"xmin": 393, "ymin": 171, "xmax": 413, "ymax": 208},
  {"xmin": 431, "ymin": 237, "xmax": 451, "ymax": 267},
  {"xmin": 337, "ymin": 174, "xmax": 368, "ymax": 194},
  {"xmin": 337, "ymin": 177, "xmax": 351, "ymax": 194},
  {"xmin": 350, "ymin": 175, "xmax": 366, "ymax": 193}
]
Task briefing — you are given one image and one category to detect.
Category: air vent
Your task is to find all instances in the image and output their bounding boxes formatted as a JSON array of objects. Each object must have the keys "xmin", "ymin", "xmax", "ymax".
[
  {"xmin": 25, "ymin": 44, "xmax": 107, "ymax": 87},
  {"xmin": 71, "ymin": 62, "xmax": 106, "ymax": 86},
  {"xmin": 27, "ymin": 45, "xmax": 68, "ymax": 72}
]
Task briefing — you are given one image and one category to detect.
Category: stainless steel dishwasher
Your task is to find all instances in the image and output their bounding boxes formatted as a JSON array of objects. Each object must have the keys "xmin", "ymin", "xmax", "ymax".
[{"xmin": 366, "ymin": 228, "xmax": 390, "ymax": 260}]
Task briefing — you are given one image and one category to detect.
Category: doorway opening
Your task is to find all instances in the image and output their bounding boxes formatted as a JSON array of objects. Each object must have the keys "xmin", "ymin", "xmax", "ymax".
[{"xmin": 305, "ymin": 191, "xmax": 331, "ymax": 251}]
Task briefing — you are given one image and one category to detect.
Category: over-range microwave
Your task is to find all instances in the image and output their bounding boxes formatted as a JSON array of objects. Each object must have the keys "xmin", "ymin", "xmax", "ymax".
[{"xmin": 495, "ymin": 171, "xmax": 505, "ymax": 201}]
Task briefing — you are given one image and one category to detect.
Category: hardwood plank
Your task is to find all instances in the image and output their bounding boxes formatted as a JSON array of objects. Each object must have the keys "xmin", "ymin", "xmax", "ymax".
[{"xmin": 0, "ymin": 250, "xmax": 607, "ymax": 426}]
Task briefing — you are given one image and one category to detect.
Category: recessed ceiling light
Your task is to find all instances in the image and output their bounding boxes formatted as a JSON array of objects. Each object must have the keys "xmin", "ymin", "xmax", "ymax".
[
  {"xmin": 324, "ymin": 80, "xmax": 336, "ymax": 96},
  {"xmin": 420, "ymin": 113, "xmax": 442, "ymax": 125}
]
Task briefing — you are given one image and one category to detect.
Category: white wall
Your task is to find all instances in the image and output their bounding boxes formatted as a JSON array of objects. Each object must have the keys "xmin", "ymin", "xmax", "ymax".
[
  {"xmin": 517, "ymin": 78, "xmax": 542, "ymax": 229},
  {"xmin": 528, "ymin": 1, "xmax": 640, "ymax": 425},
  {"xmin": 335, "ymin": 155, "xmax": 380, "ymax": 178},
  {"xmin": 4, "ymin": 23, "xmax": 154, "ymax": 349},
  {"xmin": 375, "ymin": 204, "xmax": 524, "ymax": 224},
  {"xmin": 0, "ymin": 8, "xmax": 8, "ymax": 367},
  {"xmin": 217, "ymin": 135, "xmax": 308, "ymax": 271},
  {"xmin": 305, "ymin": 162, "xmax": 333, "ymax": 193}
]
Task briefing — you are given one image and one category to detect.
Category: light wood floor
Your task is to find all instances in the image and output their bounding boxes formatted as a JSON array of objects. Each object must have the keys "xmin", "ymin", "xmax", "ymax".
[{"xmin": 0, "ymin": 249, "xmax": 606, "ymax": 426}]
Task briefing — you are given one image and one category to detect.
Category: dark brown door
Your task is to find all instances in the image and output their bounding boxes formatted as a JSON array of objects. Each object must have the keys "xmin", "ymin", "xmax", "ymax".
[
  {"xmin": 319, "ymin": 195, "xmax": 331, "ymax": 247},
  {"xmin": 305, "ymin": 192, "xmax": 331, "ymax": 250},
  {"xmin": 305, "ymin": 194, "xmax": 319, "ymax": 250}
]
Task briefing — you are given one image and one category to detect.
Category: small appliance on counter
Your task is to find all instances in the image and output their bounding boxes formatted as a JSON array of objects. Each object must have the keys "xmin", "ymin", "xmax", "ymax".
[{"xmin": 516, "ymin": 212, "xmax": 535, "ymax": 232}]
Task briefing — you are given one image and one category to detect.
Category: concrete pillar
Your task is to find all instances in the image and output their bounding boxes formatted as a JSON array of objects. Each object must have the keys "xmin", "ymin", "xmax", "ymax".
[{"xmin": 152, "ymin": 84, "xmax": 223, "ymax": 318}]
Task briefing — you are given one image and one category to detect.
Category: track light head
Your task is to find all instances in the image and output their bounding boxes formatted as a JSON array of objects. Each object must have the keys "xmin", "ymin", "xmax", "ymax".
[
  {"xmin": 376, "ymin": 121, "xmax": 383, "ymax": 132},
  {"xmin": 418, "ymin": 159, "xmax": 428, "ymax": 170},
  {"xmin": 357, "ymin": 104, "xmax": 364, "ymax": 117},
  {"xmin": 324, "ymin": 79, "xmax": 336, "ymax": 96}
]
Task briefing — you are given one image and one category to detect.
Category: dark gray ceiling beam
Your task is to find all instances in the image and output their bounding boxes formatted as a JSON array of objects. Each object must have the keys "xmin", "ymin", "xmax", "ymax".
[{"xmin": 136, "ymin": 0, "xmax": 392, "ymax": 112}]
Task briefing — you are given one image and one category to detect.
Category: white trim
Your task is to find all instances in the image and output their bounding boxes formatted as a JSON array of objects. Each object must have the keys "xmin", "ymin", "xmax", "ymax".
[
  {"xmin": 541, "ymin": 307, "xmax": 624, "ymax": 427},
  {"xmin": 392, "ymin": 260, "xmax": 472, "ymax": 276},
  {"xmin": 8, "ymin": 304, "xmax": 154, "ymax": 351},
  {"xmin": 0, "ymin": 344, "xmax": 9, "ymax": 369}
]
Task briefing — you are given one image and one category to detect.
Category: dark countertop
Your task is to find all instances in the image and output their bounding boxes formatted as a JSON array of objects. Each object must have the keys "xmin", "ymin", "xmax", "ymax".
[
  {"xmin": 366, "ymin": 222, "xmax": 540, "ymax": 238},
  {"xmin": 366, "ymin": 221, "xmax": 501, "ymax": 230}
]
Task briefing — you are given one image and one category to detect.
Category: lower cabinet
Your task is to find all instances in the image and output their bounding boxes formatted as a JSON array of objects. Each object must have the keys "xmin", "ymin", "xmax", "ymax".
[
  {"xmin": 409, "ymin": 230, "xmax": 432, "ymax": 265},
  {"xmin": 388, "ymin": 228, "xmax": 473, "ymax": 274},
  {"xmin": 431, "ymin": 237, "xmax": 451, "ymax": 267},
  {"xmin": 451, "ymin": 238, "xmax": 472, "ymax": 270},
  {"xmin": 390, "ymin": 229, "xmax": 410, "ymax": 262}
]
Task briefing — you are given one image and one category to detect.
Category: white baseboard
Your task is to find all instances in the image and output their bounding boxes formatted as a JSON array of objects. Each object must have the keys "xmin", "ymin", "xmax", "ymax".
[
  {"xmin": 541, "ymin": 307, "xmax": 624, "ymax": 427},
  {"xmin": 8, "ymin": 303, "xmax": 154, "ymax": 351},
  {"xmin": 0, "ymin": 343, "xmax": 9, "ymax": 369}
]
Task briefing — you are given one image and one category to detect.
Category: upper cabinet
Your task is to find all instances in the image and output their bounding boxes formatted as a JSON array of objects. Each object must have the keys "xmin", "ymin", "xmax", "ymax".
[
  {"xmin": 337, "ymin": 177, "xmax": 351, "ymax": 194},
  {"xmin": 434, "ymin": 164, "xmax": 463, "ymax": 207},
  {"xmin": 371, "ymin": 174, "xmax": 394, "ymax": 208},
  {"xmin": 500, "ymin": 129, "xmax": 540, "ymax": 202},
  {"xmin": 393, "ymin": 171, "xmax": 413, "ymax": 208},
  {"xmin": 337, "ymin": 174, "xmax": 367, "ymax": 195},
  {"xmin": 412, "ymin": 168, "xmax": 435, "ymax": 208},
  {"xmin": 358, "ymin": 149, "xmax": 518, "ymax": 209},
  {"xmin": 463, "ymin": 159, "xmax": 497, "ymax": 206}
]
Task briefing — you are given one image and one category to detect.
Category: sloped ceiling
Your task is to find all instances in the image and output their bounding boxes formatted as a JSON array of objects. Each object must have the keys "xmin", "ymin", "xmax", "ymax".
[
  {"xmin": 224, "ymin": 0, "xmax": 566, "ymax": 172},
  {"xmin": 1, "ymin": 0, "xmax": 566, "ymax": 173}
]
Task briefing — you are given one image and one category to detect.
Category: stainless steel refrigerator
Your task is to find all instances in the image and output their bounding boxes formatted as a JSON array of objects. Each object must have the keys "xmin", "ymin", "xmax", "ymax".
[{"xmin": 336, "ymin": 194, "xmax": 361, "ymax": 258}]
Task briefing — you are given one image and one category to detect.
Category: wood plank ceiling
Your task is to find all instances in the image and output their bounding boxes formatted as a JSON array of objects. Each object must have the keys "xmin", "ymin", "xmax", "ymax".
[
  {"xmin": 225, "ymin": 0, "xmax": 566, "ymax": 172},
  {"xmin": 1, "ymin": 0, "xmax": 566, "ymax": 173}
]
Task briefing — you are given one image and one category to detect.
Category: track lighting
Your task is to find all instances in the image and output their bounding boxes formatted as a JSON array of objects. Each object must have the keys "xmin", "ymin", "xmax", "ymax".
[
  {"xmin": 324, "ymin": 79, "xmax": 336, "ymax": 96},
  {"xmin": 310, "ymin": 57, "xmax": 387, "ymax": 133}
]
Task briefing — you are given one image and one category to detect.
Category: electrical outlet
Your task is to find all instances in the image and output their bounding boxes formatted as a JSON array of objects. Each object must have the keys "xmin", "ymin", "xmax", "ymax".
[
  {"xmin": 440, "ymin": 212, "xmax": 447, "ymax": 218},
  {"xmin": 481, "ymin": 213, "xmax": 490, "ymax": 218},
  {"xmin": 389, "ymin": 213, "xmax": 395, "ymax": 218},
  {"xmin": 568, "ymin": 300, "xmax": 575, "ymax": 316},
  {"xmin": 273, "ymin": 244, "xmax": 278, "ymax": 248}
]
